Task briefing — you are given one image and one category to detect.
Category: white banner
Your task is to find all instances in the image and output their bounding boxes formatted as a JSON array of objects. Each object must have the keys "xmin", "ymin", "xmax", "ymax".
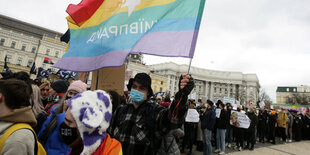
[
  {"xmin": 230, "ymin": 111, "xmax": 250, "ymax": 129},
  {"xmin": 224, "ymin": 97, "xmax": 235, "ymax": 105},
  {"xmin": 185, "ymin": 109, "xmax": 200, "ymax": 123}
]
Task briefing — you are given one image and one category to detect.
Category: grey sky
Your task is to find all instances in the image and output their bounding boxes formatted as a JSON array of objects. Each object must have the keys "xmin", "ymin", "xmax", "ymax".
[{"xmin": 0, "ymin": 0, "xmax": 309, "ymax": 102}]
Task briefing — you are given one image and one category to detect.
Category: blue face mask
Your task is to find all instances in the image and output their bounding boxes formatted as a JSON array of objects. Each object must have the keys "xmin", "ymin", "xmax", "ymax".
[{"xmin": 129, "ymin": 89, "xmax": 145, "ymax": 104}]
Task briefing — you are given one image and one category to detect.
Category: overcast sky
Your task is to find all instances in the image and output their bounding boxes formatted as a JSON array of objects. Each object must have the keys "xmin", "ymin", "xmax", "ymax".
[{"xmin": 1, "ymin": 0, "xmax": 309, "ymax": 102}]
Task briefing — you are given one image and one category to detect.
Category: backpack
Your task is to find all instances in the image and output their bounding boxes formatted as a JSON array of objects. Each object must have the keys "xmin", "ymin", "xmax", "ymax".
[
  {"xmin": 0, "ymin": 123, "xmax": 47, "ymax": 155},
  {"xmin": 115, "ymin": 103, "xmax": 162, "ymax": 153}
]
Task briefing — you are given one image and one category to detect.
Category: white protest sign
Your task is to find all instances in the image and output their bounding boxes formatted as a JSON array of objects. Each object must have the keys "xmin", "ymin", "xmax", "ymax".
[
  {"xmin": 230, "ymin": 111, "xmax": 250, "ymax": 129},
  {"xmin": 216, "ymin": 108, "xmax": 221, "ymax": 118},
  {"xmin": 224, "ymin": 97, "xmax": 235, "ymax": 105},
  {"xmin": 185, "ymin": 109, "xmax": 200, "ymax": 123},
  {"xmin": 259, "ymin": 101, "xmax": 265, "ymax": 109}
]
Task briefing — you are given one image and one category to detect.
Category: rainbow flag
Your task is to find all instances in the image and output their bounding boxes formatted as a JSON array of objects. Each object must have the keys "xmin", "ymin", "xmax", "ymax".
[{"xmin": 54, "ymin": 0, "xmax": 206, "ymax": 72}]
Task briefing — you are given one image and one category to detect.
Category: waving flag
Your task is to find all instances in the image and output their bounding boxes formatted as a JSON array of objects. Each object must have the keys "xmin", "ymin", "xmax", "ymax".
[
  {"xmin": 3, "ymin": 55, "xmax": 12, "ymax": 74},
  {"xmin": 30, "ymin": 62, "xmax": 37, "ymax": 74},
  {"xmin": 54, "ymin": 0, "xmax": 206, "ymax": 72},
  {"xmin": 43, "ymin": 57, "xmax": 54, "ymax": 64}
]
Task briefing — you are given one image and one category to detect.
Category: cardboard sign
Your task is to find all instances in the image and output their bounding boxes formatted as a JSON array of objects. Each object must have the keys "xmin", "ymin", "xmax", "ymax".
[
  {"xmin": 78, "ymin": 72, "xmax": 90, "ymax": 84},
  {"xmin": 185, "ymin": 109, "xmax": 200, "ymax": 123},
  {"xmin": 91, "ymin": 65, "xmax": 125, "ymax": 95},
  {"xmin": 230, "ymin": 111, "xmax": 250, "ymax": 129}
]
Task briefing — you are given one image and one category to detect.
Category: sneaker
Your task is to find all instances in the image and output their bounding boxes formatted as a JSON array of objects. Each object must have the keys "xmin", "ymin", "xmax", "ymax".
[
  {"xmin": 238, "ymin": 147, "xmax": 242, "ymax": 151},
  {"xmin": 228, "ymin": 143, "xmax": 231, "ymax": 148},
  {"xmin": 219, "ymin": 151, "xmax": 225, "ymax": 155},
  {"xmin": 289, "ymin": 140, "xmax": 292, "ymax": 143},
  {"xmin": 225, "ymin": 143, "xmax": 228, "ymax": 147},
  {"xmin": 234, "ymin": 146, "xmax": 238, "ymax": 150},
  {"xmin": 214, "ymin": 149, "xmax": 220, "ymax": 153}
]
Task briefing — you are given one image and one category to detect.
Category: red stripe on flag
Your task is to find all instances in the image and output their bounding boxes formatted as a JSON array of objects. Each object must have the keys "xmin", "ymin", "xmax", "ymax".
[{"xmin": 66, "ymin": 0, "xmax": 105, "ymax": 26}]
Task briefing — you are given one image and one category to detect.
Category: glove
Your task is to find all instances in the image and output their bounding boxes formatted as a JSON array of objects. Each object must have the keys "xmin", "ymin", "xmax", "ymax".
[{"xmin": 178, "ymin": 74, "xmax": 195, "ymax": 96}]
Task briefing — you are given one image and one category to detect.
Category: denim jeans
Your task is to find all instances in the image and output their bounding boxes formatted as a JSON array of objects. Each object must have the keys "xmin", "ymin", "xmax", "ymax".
[
  {"xmin": 216, "ymin": 129, "xmax": 226, "ymax": 152},
  {"xmin": 202, "ymin": 129, "xmax": 212, "ymax": 155}
]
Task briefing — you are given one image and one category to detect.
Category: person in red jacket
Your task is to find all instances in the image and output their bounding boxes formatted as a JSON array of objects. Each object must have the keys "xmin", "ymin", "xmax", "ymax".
[{"xmin": 60, "ymin": 90, "xmax": 122, "ymax": 155}]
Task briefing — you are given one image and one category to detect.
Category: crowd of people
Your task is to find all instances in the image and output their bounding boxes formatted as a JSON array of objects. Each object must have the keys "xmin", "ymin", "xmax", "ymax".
[
  {"xmin": 179, "ymin": 99, "xmax": 310, "ymax": 155},
  {"xmin": 1, "ymin": 71, "xmax": 310, "ymax": 155},
  {"xmin": 0, "ymin": 71, "xmax": 194, "ymax": 155}
]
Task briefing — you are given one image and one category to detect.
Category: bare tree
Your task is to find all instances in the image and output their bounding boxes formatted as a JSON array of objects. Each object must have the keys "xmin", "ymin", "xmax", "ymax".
[
  {"xmin": 291, "ymin": 93, "xmax": 309, "ymax": 105},
  {"xmin": 259, "ymin": 89, "xmax": 272, "ymax": 104}
]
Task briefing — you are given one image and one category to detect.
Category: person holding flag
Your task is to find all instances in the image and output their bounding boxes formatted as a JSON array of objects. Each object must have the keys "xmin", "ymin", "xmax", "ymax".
[{"xmin": 108, "ymin": 73, "xmax": 194, "ymax": 154}]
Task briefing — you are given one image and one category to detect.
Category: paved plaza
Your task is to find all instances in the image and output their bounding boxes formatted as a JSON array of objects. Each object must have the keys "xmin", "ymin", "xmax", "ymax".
[{"xmin": 182, "ymin": 140, "xmax": 310, "ymax": 155}]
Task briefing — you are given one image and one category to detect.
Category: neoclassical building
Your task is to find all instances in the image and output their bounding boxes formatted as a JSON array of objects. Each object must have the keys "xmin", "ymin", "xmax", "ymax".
[
  {"xmin": 0, "ymin": 14, "xmax": 67, "ymax": 74},
  {"xmin": 150, "ymin": 62, "xmax": 260, "ymax": 105}
]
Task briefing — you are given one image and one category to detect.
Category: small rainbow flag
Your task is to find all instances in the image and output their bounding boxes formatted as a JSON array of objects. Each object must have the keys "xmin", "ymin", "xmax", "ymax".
[{"xmin": 54, "ymin": 0, "xmax": 206, "ymax": 72}]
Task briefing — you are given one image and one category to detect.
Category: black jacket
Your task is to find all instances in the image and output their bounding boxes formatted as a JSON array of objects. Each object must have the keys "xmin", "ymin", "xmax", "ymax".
[
  {"xmin": 247, "ymin": 112, "xmax": 258, "ymax": 132},
  {"xmin": 201, "ymin": 108, "xmax": 216, "ymax": 130},
  {"xmin": 216, "ymin": 109, "xmax": 229, "ymax": 129}
]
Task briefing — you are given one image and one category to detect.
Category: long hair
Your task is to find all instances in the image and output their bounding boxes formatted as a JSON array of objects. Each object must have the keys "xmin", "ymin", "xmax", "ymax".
[
  {"xmin": 44, "ymin": 91, "xmax": 68, "ymax": 138},
  {"xmin": 31, "ymin": 84, "xmax": 45, "ymax": 117}
]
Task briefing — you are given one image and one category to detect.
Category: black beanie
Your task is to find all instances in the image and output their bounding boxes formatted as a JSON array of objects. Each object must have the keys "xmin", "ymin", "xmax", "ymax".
[{"xmin": 51, "ymin": 80, "xmax": 69, "ymax": 93}]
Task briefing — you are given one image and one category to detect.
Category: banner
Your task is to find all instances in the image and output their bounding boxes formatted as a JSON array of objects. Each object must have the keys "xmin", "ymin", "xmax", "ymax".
[
  {"xmin": 37, "ymin": 68, "xmax": 52, "ymax": 78},
  {"xmin": 230, "ymin": 111, "xmax": 250, "ymax": 129},
  {"xmin": 185, "ymin": 109, "xmax": 200, "ymax": 123},
  {"xmin": 54, "ymin": 0, "xmax": 206, "ymax": 71}
]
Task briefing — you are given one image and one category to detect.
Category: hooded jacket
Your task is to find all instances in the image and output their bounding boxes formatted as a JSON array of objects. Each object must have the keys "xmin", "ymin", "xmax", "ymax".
[
  {"xmin": 0, "ymin": 106, "xmax": 37, "ymax": 155},
  {"xmin": 37, "ymin": 106, "xmax": 71, "ymax": 155},
  {"xmin": 277, "ymin": 111, "xmax": 288, "ymax": 128}
]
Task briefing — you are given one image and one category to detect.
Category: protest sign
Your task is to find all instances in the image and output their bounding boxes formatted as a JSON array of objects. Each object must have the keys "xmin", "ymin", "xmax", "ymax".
[
  {"xmin": 216, "ymin": 108, "xmax": 221, "ymax": 118},
  {"xmin": 230, "ymin": 111, "xmax": 250, "ymax": 129},
  {"xmin": 91, "ymin": 65, "xmax": 125, "ymax": 95},
  {"xmin": 185, "ymin": 109, "xmax": 200, "ymax": 123},
  {"xmin": 224, "ymin": 97, "xmax": 235, "ymax": 104}
]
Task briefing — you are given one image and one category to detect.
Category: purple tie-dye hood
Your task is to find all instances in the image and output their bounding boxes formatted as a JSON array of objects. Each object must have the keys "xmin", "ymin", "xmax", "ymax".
[{"xmin": 68, "ymin": 90, "xmax": 112, "ymax": 155}]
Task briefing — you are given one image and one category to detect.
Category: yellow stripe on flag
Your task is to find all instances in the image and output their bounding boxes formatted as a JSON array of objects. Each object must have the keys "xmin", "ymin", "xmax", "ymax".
[{"xmin": 67, "ymin": 0, "xmax": 176, "ymax": 29}]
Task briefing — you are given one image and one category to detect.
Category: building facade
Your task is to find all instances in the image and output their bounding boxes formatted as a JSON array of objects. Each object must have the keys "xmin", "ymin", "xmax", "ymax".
[
  {"xmin": 276, "ymin": 86, "xmax": 310, "ymax": 104},
  {"xmin": 150, "ymin": 62, "xmax": 260, "ymax": 105},
  {"xmin": 0, "ymin": 14, "xmax": 66, "ymax": 74}
]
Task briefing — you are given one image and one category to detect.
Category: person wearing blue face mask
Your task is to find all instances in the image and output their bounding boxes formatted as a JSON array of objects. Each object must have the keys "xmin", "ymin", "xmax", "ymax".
[{"xmin": 108, "ymin": 72, "xmax": 195, "ymax": 155}]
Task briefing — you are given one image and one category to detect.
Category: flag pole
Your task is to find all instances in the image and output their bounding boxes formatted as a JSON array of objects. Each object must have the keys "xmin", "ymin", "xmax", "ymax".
[
  {"xmin": 187, "ymin": 58, "xmax": 193, "ymax": 74},
  {"xmin": 95, "ymin": 70, "xmax": 99, "ymax": 89}
]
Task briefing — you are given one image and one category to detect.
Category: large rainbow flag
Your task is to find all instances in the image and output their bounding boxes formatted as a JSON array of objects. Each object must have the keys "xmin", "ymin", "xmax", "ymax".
[{"xmin": 54, "ymin": 0, "xmax": 206, "ymax": 72}]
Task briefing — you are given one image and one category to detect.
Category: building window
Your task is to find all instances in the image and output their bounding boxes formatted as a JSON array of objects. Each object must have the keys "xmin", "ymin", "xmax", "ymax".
[
  {"xmin": 27, "ymin": 60, "xmax": 33, "ymax": 67},
  {"xmin": 161, "ymin": 81, "xmax": 163, "ymax": 85},
  {"xmin": 55, "ymin": 51, "xmax": 59, "ymax": 58},
  {"xmin": 11, "ymin": 41, "xmax": 16, "ymax": 48},
  {"xmin": 17, "ymin": 57, "xmax": 23, "ymax": 65},
  {"xmin": 21, "ymin": 44, "xmax": 26, "ymax": 51},
  {"xmin": 31, "ymin": 46, "xmax": 36, "ymax": 53},
  {"xmin": 46, "ymin": 49, "xmax": 50, "ymax": 55},
  {"xmin": 220, "ymin": 88, "xmax": 222, "ymax": 93},
  {"xmin": 0, "ymin": 38, "xmax": 5, "ymax": 46},
  {"xmin": 6, "ymin": 55, "xmax": 12, "ymax": 63},
  {"xmin": 214, "ymin": 87, "xmax": 217, "ymax": 93}
]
